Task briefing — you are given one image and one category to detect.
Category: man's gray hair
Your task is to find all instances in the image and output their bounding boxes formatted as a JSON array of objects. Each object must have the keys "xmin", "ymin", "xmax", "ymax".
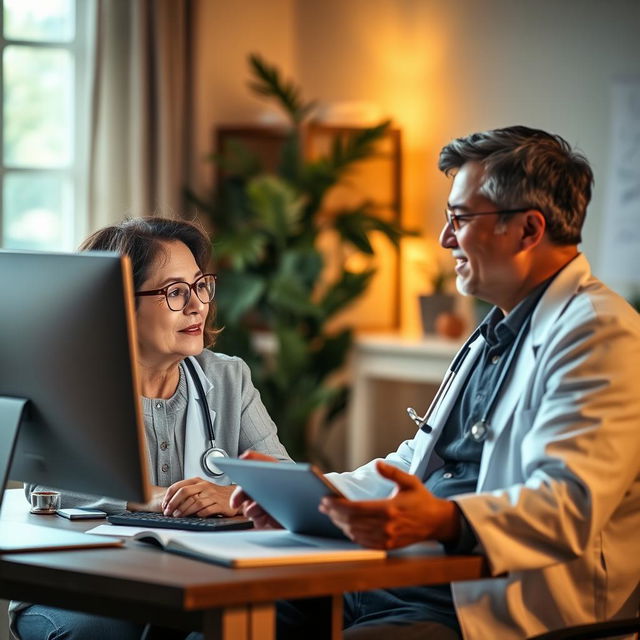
[{"xmin": 438, "ymin": 126, "xmax": 593, "ymax": 245}]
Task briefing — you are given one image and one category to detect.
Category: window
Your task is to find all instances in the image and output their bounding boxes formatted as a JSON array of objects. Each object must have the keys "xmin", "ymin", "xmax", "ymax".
[{"xmin": 1, "ymin": 0, "xmax": 92, "ymax": 250}]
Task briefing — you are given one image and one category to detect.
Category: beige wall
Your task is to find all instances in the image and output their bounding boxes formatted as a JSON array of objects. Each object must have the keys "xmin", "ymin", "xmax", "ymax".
[
  {"xmin": 190, "ymin": 0, "xmax": 297, "ymax": 192},
  {"xmin": 191, "ymin": 0, "xmax": 640, "ymax": 329}
]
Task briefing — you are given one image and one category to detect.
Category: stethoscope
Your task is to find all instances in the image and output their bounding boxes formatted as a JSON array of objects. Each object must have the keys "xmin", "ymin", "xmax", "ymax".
[
  {"xmin": 407, "ymin": 314, "xmax": 532, "ymax": 444},
  {"xmin": 183, "ymin": 357, "xmax": 229, "ymax": 478}
]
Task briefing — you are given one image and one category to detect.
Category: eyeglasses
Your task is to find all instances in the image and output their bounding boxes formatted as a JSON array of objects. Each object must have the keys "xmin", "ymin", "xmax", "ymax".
[
  {"xmin": 135, "ymin": 273, "xmax": 217, "ymax": 311},
  {"xmin": 444, "ymin": 207, "xmax": 529, "ymax": 232}
]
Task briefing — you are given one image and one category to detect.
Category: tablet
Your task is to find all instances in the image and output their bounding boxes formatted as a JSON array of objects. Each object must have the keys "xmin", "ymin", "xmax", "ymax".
[{"xmin": 214, "ymin": 458, "xmax": 347, "ymax": 539}]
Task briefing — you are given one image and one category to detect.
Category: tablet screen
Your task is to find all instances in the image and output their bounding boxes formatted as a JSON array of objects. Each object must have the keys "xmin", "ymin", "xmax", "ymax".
[{"xmin": 214, "ymin": 459, "xmax": 346, "ymax": 539}]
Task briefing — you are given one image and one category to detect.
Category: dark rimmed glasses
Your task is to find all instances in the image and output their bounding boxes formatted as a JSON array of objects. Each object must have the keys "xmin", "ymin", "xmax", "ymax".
[
  {"xmin": 135, "ymin": 273, "xmax": 217, "ymax": 311},
  {"xmin": 444, "ymin": 207, "xmax": 530, "ymax": 232}
]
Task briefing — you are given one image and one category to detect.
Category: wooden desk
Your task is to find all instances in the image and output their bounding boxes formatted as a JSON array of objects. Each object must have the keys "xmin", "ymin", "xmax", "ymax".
[
  {"xmin": 0, "ymin": 490, "xmax": 486, "ymax": 639},
  {"xmin": 348, "ymin": 334, "xmax": 461, "ymax": 468}
]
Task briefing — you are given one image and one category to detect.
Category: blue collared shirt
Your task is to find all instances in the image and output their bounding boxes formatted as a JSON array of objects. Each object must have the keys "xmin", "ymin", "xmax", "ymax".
[
  {"xmin": 408, "ymin": 277, "xmax": 553, "ymax": 631},
  {"xmin": 425, "ymin": 281, "xmax": 548, "ymax": 503}
]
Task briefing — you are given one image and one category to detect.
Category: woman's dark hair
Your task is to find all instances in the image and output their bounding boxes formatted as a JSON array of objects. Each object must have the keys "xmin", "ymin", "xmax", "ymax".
[
  {"xmin": 438, "ymin": 125, "xmax": 593, "ymax": 245},
  {"xmin": 79, "ymin": 217, "xmax": 219, "ymax": 347}
]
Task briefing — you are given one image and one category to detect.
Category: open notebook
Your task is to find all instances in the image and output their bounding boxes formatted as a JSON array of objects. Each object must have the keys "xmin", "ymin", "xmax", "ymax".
[{"xmin": 88, "ymin": 524, "xmax": 386, "ymax": 568}]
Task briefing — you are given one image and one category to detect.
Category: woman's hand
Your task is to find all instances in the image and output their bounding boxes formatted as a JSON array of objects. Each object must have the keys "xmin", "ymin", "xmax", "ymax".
[
  {"xmin": 126, "ymin": 485, "xmax": 166, "ymax": 513},
  {"xmin": 229, "ymin": 450, "xmax": 283, "ymax": 529},
  {"xmin": 162, "ymin": 478, "xmax": 240, "ymax": 517}
]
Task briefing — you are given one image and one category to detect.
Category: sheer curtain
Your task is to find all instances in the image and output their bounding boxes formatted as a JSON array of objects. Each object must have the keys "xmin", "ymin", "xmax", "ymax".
[{"xmin": 88, "ymin": 0, "xmax": 192, "ymax": 230}]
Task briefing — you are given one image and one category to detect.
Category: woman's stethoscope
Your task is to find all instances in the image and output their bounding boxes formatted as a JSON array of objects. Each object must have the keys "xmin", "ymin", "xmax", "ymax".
[
  {"xmin": 407, "ymin": 314, "xmax": 532, "ymax": 444},
  {"xmin": 183, "ymin": 357, "xmax": 229, "ymax": 478}
]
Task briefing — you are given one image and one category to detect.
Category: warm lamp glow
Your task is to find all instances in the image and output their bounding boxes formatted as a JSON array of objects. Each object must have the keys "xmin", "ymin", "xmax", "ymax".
[{"xmin": 402, "ymin": 235, "xmax": 445, "ymax": 294}]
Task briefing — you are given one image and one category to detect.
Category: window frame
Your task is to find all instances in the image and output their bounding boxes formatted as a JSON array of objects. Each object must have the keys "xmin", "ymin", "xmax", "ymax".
[{"xmin": 0, "ymin": 0, "xmax": 93, "ymax": 250}]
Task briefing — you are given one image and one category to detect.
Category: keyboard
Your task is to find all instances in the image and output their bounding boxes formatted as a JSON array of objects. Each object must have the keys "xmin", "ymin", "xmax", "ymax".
[{"xmin": 107, "ymin": 511, "xmax": 253, "ymax": 532}]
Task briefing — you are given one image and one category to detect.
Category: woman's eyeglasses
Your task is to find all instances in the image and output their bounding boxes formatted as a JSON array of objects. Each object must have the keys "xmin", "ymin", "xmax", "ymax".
[{"xmin": 135, "ymin": 273, "xmax": 217, "ymax": 311}]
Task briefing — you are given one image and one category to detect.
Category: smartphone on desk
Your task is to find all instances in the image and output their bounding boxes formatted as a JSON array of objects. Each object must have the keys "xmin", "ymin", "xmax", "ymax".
[{"xmin": 57, "ymin": 508, "xmax": 107, "ymax": 520}]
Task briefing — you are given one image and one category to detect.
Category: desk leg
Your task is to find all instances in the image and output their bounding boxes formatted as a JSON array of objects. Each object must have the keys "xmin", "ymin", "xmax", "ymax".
[
  {"xmin": 249, "ymin": 604, "xmax": 276, "ymax": 640},
  {"xmin": 329, "ymin": 594, "xmax": 343, "ymax": 639},
  {"xmin": 201, "ymin": 597, "xmax": 343, "ymax": 640},
  {"xmin": 202, "ymin": 603, "xmax": 275, "ymax": 640}
]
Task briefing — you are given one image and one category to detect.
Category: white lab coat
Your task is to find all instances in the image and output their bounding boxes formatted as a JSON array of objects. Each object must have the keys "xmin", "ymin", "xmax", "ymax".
[{"xmin": 329, "ymin": 254, "xmax": 640, "ymax": 639}]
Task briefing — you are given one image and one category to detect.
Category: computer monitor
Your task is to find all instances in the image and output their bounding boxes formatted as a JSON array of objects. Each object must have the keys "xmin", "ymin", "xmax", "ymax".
[{"xmin": 0, "ymin": 250, "xmax": 150, "ymax": 526}]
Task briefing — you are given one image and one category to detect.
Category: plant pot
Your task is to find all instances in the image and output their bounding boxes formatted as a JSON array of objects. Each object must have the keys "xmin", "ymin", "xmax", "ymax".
[{"xmin": 418, "ymin": 294, "xmax": 455, "ymax": 335}]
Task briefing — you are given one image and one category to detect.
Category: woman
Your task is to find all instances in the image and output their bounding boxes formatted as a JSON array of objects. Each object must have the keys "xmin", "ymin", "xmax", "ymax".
[{"xmin": 12, "ymin": 217, "xmax": 290, "ymax": 640}]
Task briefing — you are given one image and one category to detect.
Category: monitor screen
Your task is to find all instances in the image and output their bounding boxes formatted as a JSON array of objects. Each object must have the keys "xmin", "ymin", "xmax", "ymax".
[{"xmin": 0, "ymin": 250, "xmax": 149, "ymax": 504}]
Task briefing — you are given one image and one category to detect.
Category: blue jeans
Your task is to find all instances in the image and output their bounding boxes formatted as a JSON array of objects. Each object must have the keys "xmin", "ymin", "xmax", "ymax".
[
  {"xmin": 15, "ymin": 591, "xmax": 461, "ymax": 640},
  {"xmin": 273, "ymin": 590, "xmax": 461, "ymax": 640},
  {"xmin": 14, "ymin": 605, "xmax": 145, "ymax": 640}
]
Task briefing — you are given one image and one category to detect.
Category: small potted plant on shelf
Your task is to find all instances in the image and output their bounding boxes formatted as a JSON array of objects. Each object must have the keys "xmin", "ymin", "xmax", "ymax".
[{"xmin": 419, "ymin": 269, "xmax": 454, "ymax": 334}]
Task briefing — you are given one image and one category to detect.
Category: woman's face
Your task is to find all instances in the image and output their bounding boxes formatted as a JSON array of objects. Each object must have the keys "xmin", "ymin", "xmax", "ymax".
[{"xmin": 135, "ymin": 239, "xmax": 208, "ymax": 369}]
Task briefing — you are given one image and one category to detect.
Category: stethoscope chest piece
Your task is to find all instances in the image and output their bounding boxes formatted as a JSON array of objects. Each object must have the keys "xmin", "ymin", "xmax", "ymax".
[
  {"xmin": 469, "ymin": 419, "xmax": 489, "ymax": 443},
  {"xmin": 201, "ymin": 445, "xmax": 229, "ymax": 478},
  {"xmin": 184, "ymin": 357, "xmax": 230, "ymax": 479}
]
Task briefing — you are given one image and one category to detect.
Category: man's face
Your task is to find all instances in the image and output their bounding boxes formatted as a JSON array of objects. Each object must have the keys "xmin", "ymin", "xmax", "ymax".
[{"xmin": 439, "ymin": 161, "xmax": 523, "ymax": 309}]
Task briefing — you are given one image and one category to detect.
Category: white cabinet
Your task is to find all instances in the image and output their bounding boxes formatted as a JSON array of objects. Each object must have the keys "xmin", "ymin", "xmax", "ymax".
[{"xmin": 347, "ymin": 334, "xmax": 461, "ymax": 468}]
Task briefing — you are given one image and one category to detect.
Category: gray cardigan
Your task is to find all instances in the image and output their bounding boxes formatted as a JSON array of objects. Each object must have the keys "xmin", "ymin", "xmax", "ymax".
[{"xmin": 23, "ymin": 350, "xmax": 291, "ymax": 512}]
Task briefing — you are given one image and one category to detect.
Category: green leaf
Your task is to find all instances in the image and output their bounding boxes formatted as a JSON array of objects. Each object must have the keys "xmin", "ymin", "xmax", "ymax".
[
  {"xmin": 333, "ymin": 209, "xmax": 374, "ymax": 254},
  {"xmin": 211, "ymin": 177, "xmax": 257, "ymax": 233},
  {"xmin": 266, "ymin": 271, "xmax": 322, "ymax": 317},
  {"xmin": 278, "ymin": 130, "xmax": 303, "ymax": 183},
  {"xmin": 215, "ymin": 272, "xmax": 266, "ymax": 324},
  {"xmin": 279, "ymin": 247, "xmax": 323, "ymax": 290},
  {"xmin": 248, "ymin": 53, "xmax": 315, "ymax": 124},
  {"xmin": 311, "ymin": 329, "xmax": 353, "ymax": 380},
  {"xmin": 329, "ymin": 120, "xmax": 391, "ymax": 173},
  {"xmin": 215, "ymin": 139, "xmax": 263, "ymax": 177},
  {"xmin": 273, "ymin": 326, "xmax": 310, "ymax": 387},
  {"xmin": 296, "ymin": 122, "xmax": 392, "ymax": 215},
  {"xmin": 213, "ymin": 227, "xmax": 268, "ymax": 270},
  {"xmin": 183, "ymin": 186, "xmax": 214, "ymax": 216},
  {"xmin": 333, "ymin": 206, "xmax": 406, "ymax": 253},
  {"xmin": 247, "ymin": 175, "xmax": 305, "ymax": 247},
  {"xmin": 318, "ymin": 269, "xmax": 375, "ymax": 318}
]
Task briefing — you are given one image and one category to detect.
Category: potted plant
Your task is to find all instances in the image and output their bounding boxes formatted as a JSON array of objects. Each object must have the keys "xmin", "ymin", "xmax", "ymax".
[
  {"xmin": 186, "ymin": 55, "xmax": 407, "ymax": 463},
  {"xmin": 417, "ymin": 255, "xmax": 459, "ymax": 336}
]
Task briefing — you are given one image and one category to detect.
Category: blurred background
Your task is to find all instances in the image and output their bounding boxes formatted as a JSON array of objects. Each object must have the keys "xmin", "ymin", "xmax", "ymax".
[
  {"xmin": 2, "ymin": 0, "xmax": 640, "ymax": 461},
  {"xmin": 1, "ymin": 1, "xmax": 639, "ymax": 632}
]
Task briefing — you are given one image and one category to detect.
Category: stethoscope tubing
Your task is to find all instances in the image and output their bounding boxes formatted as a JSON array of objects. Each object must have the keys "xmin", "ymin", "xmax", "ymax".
[
  {"xmin": 407, "ymin": 326, "xmax": 481, "ymax": 434},
  {"xmin": 407, "ymin": 314, "xmax": 531, "ymax": 441},
  {"xmin": 183, "ymin": 356, "xmax": 229, "ymax": 477},
  {"xmin": 183, "ymin": 357, "xmax": 216, "ymax": 443}
]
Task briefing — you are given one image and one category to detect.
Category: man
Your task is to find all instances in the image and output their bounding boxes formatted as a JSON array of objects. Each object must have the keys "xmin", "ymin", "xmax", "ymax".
[{"xmin": 234, "ymin": 126, "xmax": 640, "ymax": 639}]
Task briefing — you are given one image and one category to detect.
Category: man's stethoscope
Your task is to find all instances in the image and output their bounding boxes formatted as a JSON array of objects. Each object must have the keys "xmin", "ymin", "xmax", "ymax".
[
  {"xmin": 407, "ymin": 314, "xmax": 532, "ymax": 444},
  {"xmin": 183, "ymin": 357, "xmax": 229, "ymax": 478}
]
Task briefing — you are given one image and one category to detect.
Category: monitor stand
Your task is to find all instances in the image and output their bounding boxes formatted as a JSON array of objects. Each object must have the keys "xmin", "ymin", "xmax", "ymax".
[{"xmin": 0, "ymin": 397, "xmax": 122, "ymax": 553}]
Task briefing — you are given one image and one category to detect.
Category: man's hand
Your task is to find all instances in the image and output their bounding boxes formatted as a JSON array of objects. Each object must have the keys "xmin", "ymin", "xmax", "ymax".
[
  {"xmin": 162, "ymin": 478, "xmax": 239, "ymax": 517},
  {"xmin": 229, "ymin": 451, "xmax": 283, "ymax": 529},
  {"xmin": 319, "ymin": 461, "xmax": 460, "ymax": 549}
]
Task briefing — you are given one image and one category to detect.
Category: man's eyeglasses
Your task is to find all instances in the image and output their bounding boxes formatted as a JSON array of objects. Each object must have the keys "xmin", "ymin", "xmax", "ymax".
[
  {"xmin": 444, "ymin": 207, "xmax": 529, "ymax": 232},
  {"xmin": 135, "ymin": 273, "xmax": 217, "ymax": 311}
]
